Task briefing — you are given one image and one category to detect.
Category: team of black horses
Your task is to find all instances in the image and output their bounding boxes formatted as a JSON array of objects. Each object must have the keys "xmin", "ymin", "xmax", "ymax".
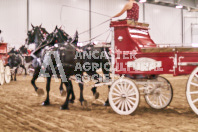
[{"xmin": 24, "ymin": 24, "xmax": 111, "ymax": 109}]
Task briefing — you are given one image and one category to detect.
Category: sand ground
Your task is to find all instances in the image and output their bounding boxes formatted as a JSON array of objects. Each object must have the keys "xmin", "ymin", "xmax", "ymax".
[{"xmin": 0, "ymin": 75, "xmax": 198, "ymax": 132}]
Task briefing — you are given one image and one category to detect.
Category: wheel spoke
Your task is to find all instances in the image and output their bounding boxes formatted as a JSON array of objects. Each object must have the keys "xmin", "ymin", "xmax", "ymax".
[
  {"xmin": 114, "ymin": 98, "xmax": 121, "ymax": 105},
  {"xmin": 127, "ymin": 92, "xmax": 136, "ymax": 97},
  {"xmin": 161, "ymin": 94, "xmax": 169, "ymax": 101},
  {"xmin": 123, "ymin": 81, "xmax": 127, "ymax": 93},
  {"xmin": 159, "ymin": 96, "xmax": 163, "ymax": 106},
  {"xmin": 194, "ymin": 74, "xmax": 198, "ymax": 79},
  {"xmin": 121, "ymin": 100, "xmax": 125, "ymax": 111},
  {"xmin": 116, "ymin": 84, "xmax": 123, "ymax": 93},
  {"xmin": 120, "ymin": 82, "xmax": 124, "ymax": 93},
  {"xmin": 126, "ymin": 84, "xmax": 131, "ymax": 93},
  {"xmin": 126, "ymin": 100, "xmax": 132, "ymax": 110},
  {"xmin": 127, "ymin": 98, "xmax": 135, "ymax": 106},
  {"xmin": 112, "ymin": 92, "xmax": 121, "ymax": 97},
  {"xmin": 160, "ymin": 95, "xmax": 166, "ymax": 105},
  {"xmin": 113, "ymin": 87, "xmax": 122, "ymax": 95},
  {"xmin": 190, "ymin": 91, "xmax": 198, "ymax": 94},
  {"xmin": 117, "ymin": 100, "xmax": 123, "ymax": 109},
  {"xmin": 124, "ymin": 100, "xmax": 128, "ymax": 111},
  {"xmin": 128, "ymin": 88, "xmax": 135, "ymax": 95},
  {"xmin": 192, "ymin": 98, "xmax": 198, "ymax": 104},
  {"xmin": 190, "ymin": 82, "xmax": 198, "ymax": 87},
  {"xmin": 128, "ymin": 96, "xmax": 137, "ymax": 101},
  {"xmin": 112, "ymin": 96, "xmax": 121, "ymax": 101}
]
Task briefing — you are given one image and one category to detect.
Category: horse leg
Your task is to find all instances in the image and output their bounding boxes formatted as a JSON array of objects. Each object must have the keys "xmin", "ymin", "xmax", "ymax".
[
  {"xmin": 42, "ymin": 77, "xmax": 51, "ymax": 106},
  {"xmin": 102, "ymin": 66, "xmax": 111, "ymax": 106},
  {"xmin": 14, "ymin": 68, "xmax": 18, "ymax": 81},
  {"xmin": 21, "ymin": 65, "xmax": 27, "ymax": 75},
  {"xmin": 31, "ymin": 67, "xmax": 44, "ymax": 96},
  {"xmin": 68, "ymin": 80, "xmax": 75, "ymax": 103},
  {"xmin": 11, "ymin": 72, "xmax": 13, "ymax": 81},
  {"xmin": 60, "ymin": 80, "xmax": 72, "ymax": 110},
  {"xmin": 104, "ymin": 86, "xmax": 110, "ymax": 106},
  {"xmin": 59, "ymin": 80, "xmax": 66, "ymax": 96},
  {"xmin": 89, "ymin": 71, "xmax": 100, "ymax": 99}
]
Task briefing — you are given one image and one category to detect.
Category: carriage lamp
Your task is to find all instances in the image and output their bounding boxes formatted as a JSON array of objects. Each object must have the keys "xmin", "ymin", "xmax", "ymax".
[{"xmin": 118, "ymin": 36, "xmax": 123, "ymax": 42}]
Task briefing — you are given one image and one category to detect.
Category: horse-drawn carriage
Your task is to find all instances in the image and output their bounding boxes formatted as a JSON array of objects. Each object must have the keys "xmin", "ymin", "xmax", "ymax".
[
  {"xmin": 27, "ymin": 21, "xmax": 198, "ymax": 116},
  {"xmin": 108, "ymin": 19, "xmax": 198, "ymax": 115},
  {"xmin": 0, "ymin": 43, "xmax": 11, "ymax": 85}
]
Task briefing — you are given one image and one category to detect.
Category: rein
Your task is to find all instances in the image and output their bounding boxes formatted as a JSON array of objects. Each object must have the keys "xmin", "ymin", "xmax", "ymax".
[
  {"xmin": 79, "ymin": 19, "xmax": 111, "ymax": 35},
  {"xmin": 60, "ymin": 5, "xmax": 111, "ymax": 23}
]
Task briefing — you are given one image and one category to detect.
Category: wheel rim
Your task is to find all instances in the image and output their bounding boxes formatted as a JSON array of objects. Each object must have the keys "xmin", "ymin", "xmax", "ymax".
[
  {"xmin": 5, "ymin": 66, "xmax": 11, "ymax": 83},
  {"xmin": 144, "ymin": 76, "xmax": 173, "ymax": 109},
  {"xmin": 186, "ymin": 67, "xmax": 198, "ymax": 115},
  {"xmin": 109, "ymin": 78, "xmax": 139, "ymax": 115},
  {"xmin": 0, "ymin": 60, "xmax": 4, "ymax": 85}
]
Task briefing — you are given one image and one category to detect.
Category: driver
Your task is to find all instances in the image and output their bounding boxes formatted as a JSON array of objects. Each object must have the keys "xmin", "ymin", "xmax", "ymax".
[{"xmin": 112, "ymin": 0, "xmax": 139, "ymax": 22}]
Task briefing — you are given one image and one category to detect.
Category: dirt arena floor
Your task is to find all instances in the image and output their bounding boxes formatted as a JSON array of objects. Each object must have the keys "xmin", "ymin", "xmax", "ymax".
[{"xmin": 0, "ymin": 74, "xmax": 198, "ymax": 132}]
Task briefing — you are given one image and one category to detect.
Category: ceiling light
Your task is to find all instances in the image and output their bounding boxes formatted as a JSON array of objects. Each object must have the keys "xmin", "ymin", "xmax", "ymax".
[
  {"xmin": 139, "ymin": 0, "xmax": 146, "ymax": 3},
  {"xmin": 175, "ymin": 5, "xmax": 183, "ymax": 9}
]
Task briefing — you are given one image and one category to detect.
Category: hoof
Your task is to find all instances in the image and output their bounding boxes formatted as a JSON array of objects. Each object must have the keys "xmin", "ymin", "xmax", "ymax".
[
  {"xmin": 37, "ymin": 88, "xmax": 44, "ymax": 96},
  {"xmin": 83, "ymin": 100, "xmax": 88, "ymax": 107},
  {"xmin": 42, "ymin": 101, "xmax": 50, "ymax": 106},
  {"xmin": 60, "ymin": 105, "xmax": 69, "ymax": 110},
  {"xmin": 94, "ymin": 92, "xmax": 99, "ymax": 99},
  {"xmin": 60, "ymin": 90, "xmax": 66, "ymax": 97},
  {"xmin": 104, "ymin": 102, "xmax": 110, "ymax": 106},
  {"xmin": 14, "ymin": 79, "xmax": 16, "ymax": 81},
  {"xmin": 104, "ymin": 100, "xmax": 110, "ymax": 106}
]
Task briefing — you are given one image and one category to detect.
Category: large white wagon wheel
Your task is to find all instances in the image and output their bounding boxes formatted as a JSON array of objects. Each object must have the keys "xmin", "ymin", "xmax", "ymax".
[
  {"xmin": 186, "ymin": 67, "xmax": 198, "ymax": 115},
  {"xmin": 144, "ymin": 76, "xmax": 173, "ymax": 109},
  {"xmin": 109, "ymin": 78, "xmax": 140, "ymax": 115},
  {"xmin": 4, "ymin": 66, "xmax": 11, "ymax": 83},
  {"xmin": 0, "ymin": 60, "xmax": 5, "ymax": 85}
]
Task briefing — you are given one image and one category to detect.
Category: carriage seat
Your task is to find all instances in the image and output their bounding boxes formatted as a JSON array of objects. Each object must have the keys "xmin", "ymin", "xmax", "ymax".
[
  {"xmin": 110, "ymin": 19, "xmax": 149, "ymax": 28},
  {"xmin": 126, "ymin": 20, "xmax": 149, "ymax": 28}
]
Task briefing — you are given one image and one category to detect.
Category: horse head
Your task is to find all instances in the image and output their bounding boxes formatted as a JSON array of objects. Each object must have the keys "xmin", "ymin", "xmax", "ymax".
[
  {"xmin": 44, "ymin": 27, "xmax": 71, "ymax": 45},
  {"xmin": 19, "ymin": 45, "xmax": 28, "ymax": 55},
  {"xmin": 8, "ymin": 47, "xmax": 19, "ymax": 55},
  {"xmin": 27, "ymin": 25, "xmax": 46, "ymax": 47}
]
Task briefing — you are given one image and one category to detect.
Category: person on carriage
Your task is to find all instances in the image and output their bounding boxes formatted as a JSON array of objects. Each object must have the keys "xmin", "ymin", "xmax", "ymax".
[
  {"xmin": 112, "ymin": 0, "xmax": 139, "ymax": 21},
  {"xmin": 0, "ymin": 30, "xmax": 4, "ymax": 43}
]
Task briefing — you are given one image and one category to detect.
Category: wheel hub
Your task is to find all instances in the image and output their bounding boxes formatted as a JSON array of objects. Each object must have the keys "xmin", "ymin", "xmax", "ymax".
[
  {"xmin": 154, "ymin": 89, "xmax": 161, "ymax": 96},
  {"xmin": 121, "ymin": 94, "xmax": 126, "ymax": 98}
]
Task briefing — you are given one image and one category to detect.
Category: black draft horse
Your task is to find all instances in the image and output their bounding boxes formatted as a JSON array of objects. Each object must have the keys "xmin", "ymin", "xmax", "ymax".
[
  {"xmin": 27, "ymin": 25, "xmax": 74, "ymax": 98},
  {"xmin": 70, "ymin": 31, "xmax": 111, "ymax": 106},
  {"xmin": 7, "ymin": 45, "xmax": 28, "ymax": 81},
  {"xmin": 27, "ymin": 26, "xmax": 85, "ymax": 109},
  {"xmin": 27, "ymin": 26, "xmax": 111, "ymax": 109},
  {"xmin": 46, "ymin": 28, "xmax": 111, "ymax": 105}
]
